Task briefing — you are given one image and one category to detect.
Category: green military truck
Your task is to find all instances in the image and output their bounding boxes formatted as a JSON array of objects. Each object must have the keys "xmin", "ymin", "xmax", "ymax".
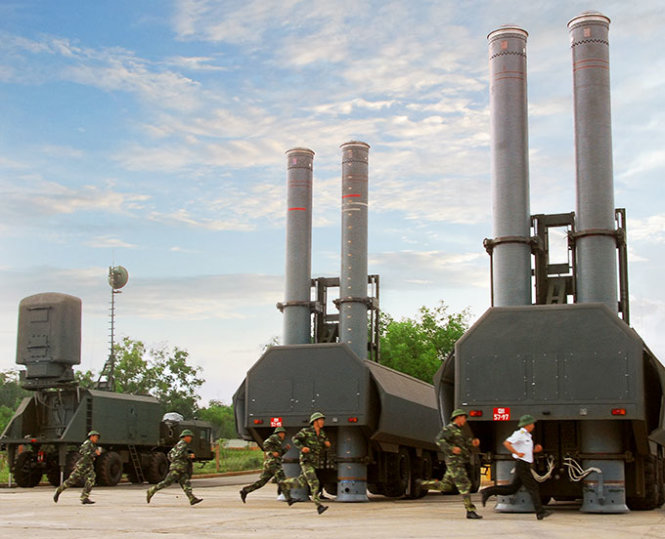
[{"xmin": 0, "ymin": 292, "xmax": 214, "ymax": 487}]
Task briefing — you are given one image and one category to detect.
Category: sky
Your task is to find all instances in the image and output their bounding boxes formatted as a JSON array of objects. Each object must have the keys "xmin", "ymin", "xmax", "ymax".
[{"xmin": 1, "ymin": 0, "xmax": 664, "ymax": 407}]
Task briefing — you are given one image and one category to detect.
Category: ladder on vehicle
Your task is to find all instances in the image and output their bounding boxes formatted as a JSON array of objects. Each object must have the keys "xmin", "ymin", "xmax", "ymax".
[{"xmin": 128, "ymin": 445, "xmax": 145, "ymax": 483}]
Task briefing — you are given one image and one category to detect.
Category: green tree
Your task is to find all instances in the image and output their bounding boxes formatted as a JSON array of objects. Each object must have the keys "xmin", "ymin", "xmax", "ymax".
[
  {"xmin": 197, "ymin": 400, "xmax": 238, "ymax": 440},
  {"xmin": 107, "ymin": 337, "xmax": 204, "ymax": 418},
  {"xmin": 379, "ymin": 301, "xmax": 470, "ymax": 383}
]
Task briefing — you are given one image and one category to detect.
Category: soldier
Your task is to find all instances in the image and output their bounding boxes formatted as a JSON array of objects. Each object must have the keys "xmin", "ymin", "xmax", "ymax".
[
  {"xmin": 146, "ymin": 429, "xmax": 202, "ymax": 506},
  {"xmin": 280, "ymin": 411, "xmax": 332, "ymax": 514},
  {"xmin": 417, "ymin": 409, "xmax": 483, "ymax": 519},
  {"xmin": 480, "ymin": 414, "xmax": 553, "ymax": 520},
  {"xmin": 239, "ymin": 426, "xmax": 291, "ymax": 503},
  {"xmin": 53, "ymin": 430, "xmax": 102, "ymax": 505}
]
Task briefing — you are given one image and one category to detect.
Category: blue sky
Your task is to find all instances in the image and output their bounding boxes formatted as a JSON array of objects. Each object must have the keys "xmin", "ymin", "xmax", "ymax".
[{"xmin": 1, "ymin": 0, "xmax": 664, "ymax": 405}]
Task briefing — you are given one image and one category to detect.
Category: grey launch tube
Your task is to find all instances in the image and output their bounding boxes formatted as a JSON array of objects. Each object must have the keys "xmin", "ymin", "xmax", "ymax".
[
  {"xmin": 569, "ymin": 12, "xmax": 626, "ymax": 513},
  {"xmin": 487, "ymin": 26, "xmax": 533, "ymax": 513},
  {"xmin": 488, "ymin": 26, "xmax": 532, "ymax": 307},
  {"xmin": 281, "ymin": 148, "xmax": 315, "ymax": 502},
  {"xmin": 282, "ymin": 148, "xmax": 314, "ymax": 345},
  {"xmin": 337, "ymin": 141, "xmax": 370, "ymax": 502},
  {"xmin": 569, "ymin": 12, "xmax": 618, "ymax": 311}
]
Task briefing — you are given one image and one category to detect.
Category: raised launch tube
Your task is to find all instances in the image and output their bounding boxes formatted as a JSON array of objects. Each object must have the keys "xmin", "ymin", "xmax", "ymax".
[
  {"xmin": 487, "ymin": 25, "xmax": 532, "ymax": 307},
  {"xmin": 282, "ymin": 148, "xmax": 315, "ymax": 345},
  {"xmin": 487, "ymin": 25, "xmax": 535, "ymax": 513},
  {"xmin": 336, "ymin": 141, "xmax": 370, "ymax": 502},
  {"xmin": 569, "ymin": 12, "xmax": 627, "ymax": 513},
  {"xmin": 280, "ymin": 147, "xmax": 314, "ymax": 501},
  {"xmin": 569, "ymin": 11, "xmax": 618, "ymax": 311}
]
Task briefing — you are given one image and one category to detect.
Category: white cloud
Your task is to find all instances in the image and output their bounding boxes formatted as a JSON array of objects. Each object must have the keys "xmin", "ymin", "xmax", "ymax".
[
  {"xmin": 0, "ymin": 176, "xmax": 151, "ymax": 225},
  {"xmin": 628, "ymin": 214, "xmax": 665, "ymax": 244}
]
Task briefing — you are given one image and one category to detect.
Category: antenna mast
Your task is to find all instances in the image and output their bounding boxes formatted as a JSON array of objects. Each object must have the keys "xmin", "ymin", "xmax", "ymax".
[{"xmin": 96, "ymin": 266, "xmax": 129, "ymax": 390}]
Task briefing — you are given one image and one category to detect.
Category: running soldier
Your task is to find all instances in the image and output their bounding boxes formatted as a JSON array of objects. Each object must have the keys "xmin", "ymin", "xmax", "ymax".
[
  {"xmin": 280, "ymin": 411, "xmax": 331, "ymax": 514},
  {"xmin": 53, "ymin": 430, "xmax": 102, "ymax": 505},
  {"xmin": 146, "ymin": 429, "xmax": 202, "ymax": 505},
  {"xmin": 418, "ymin": 409, "xmax": 483, "ymax": 519},
  {"xmin": 240, "ymin": 426, "xmax": 291, "ymax": 503}
]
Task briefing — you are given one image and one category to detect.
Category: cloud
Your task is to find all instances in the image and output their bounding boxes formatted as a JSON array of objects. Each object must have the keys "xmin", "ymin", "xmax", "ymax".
[
  {"xmin": 370, "ymin": 250, "xmax": 487, "ymax": 289},
  {"xmin": 628, "ymin": 214, "xmax": 665, "ymax": 244},
  {"xmin": 84, "ymin": 236, "xmax": 139, "ymax": 249},
  {"xmin": 165, "ymin": 55, "xmax": 228, "ymax": 72},
  {"xmin": 0, "ymin": 175, "xmax": 151, "ymax": 227},
  {"xmin": 1, "ymin": 33, "xmax": 205, "ymax": 111}
]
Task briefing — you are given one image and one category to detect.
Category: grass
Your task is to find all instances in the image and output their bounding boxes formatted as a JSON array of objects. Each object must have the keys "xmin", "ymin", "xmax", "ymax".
[{"xmin": 193, "ymin": 447, "xmax": 262, "ymax": 475}]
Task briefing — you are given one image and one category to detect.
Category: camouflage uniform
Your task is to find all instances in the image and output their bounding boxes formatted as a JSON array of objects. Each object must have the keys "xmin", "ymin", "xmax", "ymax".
[
  {"xmin": 420, "ymin": 422, "xmax": 477, "ymax": 513},
  {"xmin": 280, "ymin": 425, "xmax": 329, "ymax": 508},
  {"xmin": 147, "ymin": 439, "xmax": 197, "ymax": 503},
  {"xmin": 55, "ymin": 438, "xmax": 99, "ymax": 502},
  {"xmin": 241, "ymin": 432, "xmax": 288, "ymax": 495}
]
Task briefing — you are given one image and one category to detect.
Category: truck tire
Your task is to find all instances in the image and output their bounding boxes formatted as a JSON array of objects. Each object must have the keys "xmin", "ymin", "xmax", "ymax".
[
  {"xmin": 411, "ymin": 452, "xmax": 433, "ymax": 499},
  {"xmin": 145, "ymin": 452, "xmax": 169, "ymax": 484},
  {"xmin": 383, "ymin": 448, "xmax": 410, "ymax": 498},
  {"xmin": 13, "ymin": 452, "xmax": 42, "ymax": 487},
  {"xmin": 627, "ymin": 456, "xmax": 660, "ymax": 510},
  {"xmin": 96, "ymin": 451, "xmax": 123, "ymax": 486}
]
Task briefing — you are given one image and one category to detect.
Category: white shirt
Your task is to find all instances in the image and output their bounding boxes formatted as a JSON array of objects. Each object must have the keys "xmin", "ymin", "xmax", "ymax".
[{"xmin": 506, "ymin": 427, "xmax": 534, "ymax": 463}]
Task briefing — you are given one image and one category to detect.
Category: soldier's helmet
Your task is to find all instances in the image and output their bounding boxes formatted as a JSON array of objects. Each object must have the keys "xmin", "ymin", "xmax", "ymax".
[
  {"xmin": 309, "ymin": 412, "xmax": 325, "ymax": 423},
  {"xmin": 180, "ymin": 429, "xmax": 194, "ymax": 438},
  {"xmin": 274, "ymin": 427, "xmax": 286, "ymax": 434},
  {"xmin": 518, "ymin": 414, "xmax": 536, "ymax": 428},
  {"xmin": 87, "ymin": 430, "xmax": 101, "ymax": 438},
  {"xmin": 450, "ymin": 409, "xmax": 467, "ymax": 420}
]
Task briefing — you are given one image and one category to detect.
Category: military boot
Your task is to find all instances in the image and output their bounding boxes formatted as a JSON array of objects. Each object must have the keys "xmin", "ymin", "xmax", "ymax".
[
  {"xmin": 466, "ymin": 511, "xmax": 483, "ymax": 519},
  {"xmin": 53, "ymin": 486, "xmax": 64, "ymax": 503},
  {"xmin": 317, "ymin": 505, "xmax": 328, "ymax": 515},
  {"xmin": 81, "ymin": 498, "xmax": 95, "ymax": 505},
  {"xmin": 146, "ymin": 487, "xmax": 155, "ymax": 504},
  {"xmin": 190, "ymin": 496, "xmax": 203, "ymax": 505},
  {"xmin": 239, "ymin": 489, "xmax": 247, "ymax": 503}
]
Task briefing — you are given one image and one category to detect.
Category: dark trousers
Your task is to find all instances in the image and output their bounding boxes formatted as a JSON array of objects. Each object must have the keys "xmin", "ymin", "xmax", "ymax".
[{"xmin": 485, "ymin": 459, "xmax": 543, "ymax": 513}]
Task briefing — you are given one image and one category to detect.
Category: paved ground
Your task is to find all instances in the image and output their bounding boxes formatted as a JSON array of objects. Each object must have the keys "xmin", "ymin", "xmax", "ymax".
[{"xmin": 2, "ymin": 473, "xmax": 665, "ymax": 538}]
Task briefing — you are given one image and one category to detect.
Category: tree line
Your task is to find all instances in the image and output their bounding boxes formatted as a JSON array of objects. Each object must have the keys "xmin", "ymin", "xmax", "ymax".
[{"xmin": 0, "ymin": 301, "xmax": 469, "ymax": 437}]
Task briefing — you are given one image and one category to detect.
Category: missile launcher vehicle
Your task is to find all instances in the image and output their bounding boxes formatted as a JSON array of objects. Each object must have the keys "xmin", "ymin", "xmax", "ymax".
[
  {"xmin": 435, "ymin": 12, "xmax": 665, "ymax": 513},
  {"xmin": 1, "ymin": 292, "xmax": 214, "ymax": 487}
]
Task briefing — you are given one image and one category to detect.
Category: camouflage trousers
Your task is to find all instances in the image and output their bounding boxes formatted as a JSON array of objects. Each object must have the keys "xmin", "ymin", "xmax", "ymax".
[
  {"xmin": 421, "ymin": 461, "xmax": 476, "ymax": 512},
  {"xmin": 243, "ymin": 460, "xmax": 286, "ymax": 494},
  {"xmin": 280, "ymin": 461, "xmax": 322, "ymax": 507},
  {"xmin": 150, "ymin": 468, "xmax": 194, "ymax": 501},
  {"xmin": 60, "ymin": 465, "xmax": 95, "ymax": 501}
]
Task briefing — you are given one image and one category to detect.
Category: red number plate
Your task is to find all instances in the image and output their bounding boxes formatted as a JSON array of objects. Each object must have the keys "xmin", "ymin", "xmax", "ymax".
[
  {"xmin": 270, "ymin": 417, "xmax": 283, "ymax": 427},
  {"xmin": 493, "ymin": 407, "xmax": 511, "ymax": 421}
]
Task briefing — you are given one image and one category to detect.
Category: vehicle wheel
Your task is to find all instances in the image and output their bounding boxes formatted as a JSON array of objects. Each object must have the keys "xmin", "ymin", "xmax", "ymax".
[
  {"xmin": 96, "ymin": 451, "xmax": 123, "ymax": 486},
  {"xmin": 383, "ymin": 448, "xmax": 410, "ymax": 498},
  {"xmin": 627, "ymin": 456, "xmax": 659, "ymax": 510},
  {"xmin": 412, "ymin": 452, "xmax": 433, "ymax": 499},
  {"xmin": 13, "ymin": 452, "xmax": 43, "ymax": 487},
  {"xmin": 145, "ymin": 452, "xmax": 169, "ymax": 484}
]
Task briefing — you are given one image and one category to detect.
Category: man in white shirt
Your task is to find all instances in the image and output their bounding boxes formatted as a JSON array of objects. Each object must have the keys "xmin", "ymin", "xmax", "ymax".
[{"xmin": 480, "ymin": 414, "xmax": 553, "ymax": 520}]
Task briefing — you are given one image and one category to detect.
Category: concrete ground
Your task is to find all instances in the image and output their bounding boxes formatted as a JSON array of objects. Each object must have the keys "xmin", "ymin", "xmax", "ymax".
[{"xmin": 2, "ymin": 473, "xmax": 665, "ymax": 538}]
